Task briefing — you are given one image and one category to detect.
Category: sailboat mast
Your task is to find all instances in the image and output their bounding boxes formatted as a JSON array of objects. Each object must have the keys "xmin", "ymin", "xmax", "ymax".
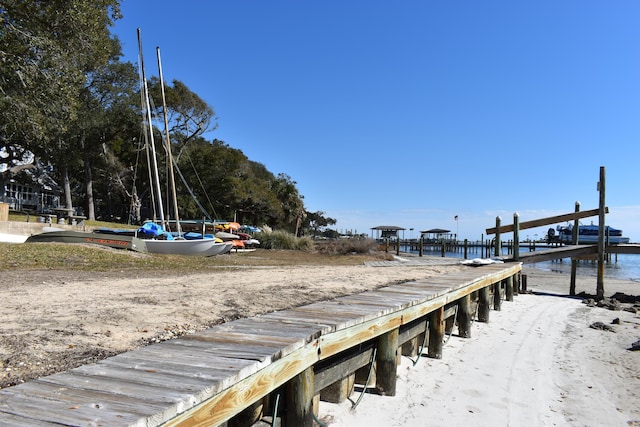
[
  {"xmin": 137, "ymin": 28, "xmax": 166, "ymax": 229},
  {"xmin": 156, "ymin": 47, "xmax": 182, "ymax": 236}
]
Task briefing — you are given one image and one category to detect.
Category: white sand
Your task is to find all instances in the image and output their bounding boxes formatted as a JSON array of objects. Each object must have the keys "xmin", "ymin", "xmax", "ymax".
[{"xmin": 320, "ymin": 268, "xmax": 640, "ymax": 427}]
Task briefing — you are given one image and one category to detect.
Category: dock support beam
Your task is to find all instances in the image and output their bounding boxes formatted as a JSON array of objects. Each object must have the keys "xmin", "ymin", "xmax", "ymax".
[
  {"xmin": 570, "ymin": 201, "xmax": 581, "ymax": 296},
  {"xmin": 427, "ymin": 307, "xmax": 445, "ymax": 359},
  {"xmin": 285, "ymin": 367, "xmax": 314, "ymax": 427},
  {"xmin": 376, "ymin": 329, "xmax": 399, "ymax": 396},
  {"xmin": 478, "ymin": 287, "xmax": 490, "ymax": 322},
  {"xmin": 597, "ymin": 166, "xmax": 606, "ymax": 299},
  {"xmin": 493, "ymin": 281, "xmax": 502, "ymax": 311},
  {"xmin": 513, "ymin": 213, "xmax": 520, "ymax": 261},
  {"xmin": 494, "ymin": 216, "xmax": 502, "ymax": 257},
  {"xmin": 505, "ymin": 276, "xmax": 514, "ymax": 302},
  {"xmin": 457, "ymin": 295, "xmax": 472, "ymax": 338}
]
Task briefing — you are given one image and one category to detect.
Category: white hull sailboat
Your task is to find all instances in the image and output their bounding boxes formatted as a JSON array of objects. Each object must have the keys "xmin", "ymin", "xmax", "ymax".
[
  {"xmin": 144, "ymin": 239, "xmax": 232, "ymax": 256},
  {"xmin": 137, "ymin": 29, "xmax": 222, "ymax": 256}
]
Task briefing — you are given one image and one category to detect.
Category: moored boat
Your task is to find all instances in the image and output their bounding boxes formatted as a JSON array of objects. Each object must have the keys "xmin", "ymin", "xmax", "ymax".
[{"xmin": 548, "ymin": 222, "xmax": 630, "ymax": 244}]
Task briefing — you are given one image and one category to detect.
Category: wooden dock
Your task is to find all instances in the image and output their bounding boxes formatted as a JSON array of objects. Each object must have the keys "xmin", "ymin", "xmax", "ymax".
[{"xmin": 0, "ymin": 263, "xmax": 521, "ymax": 427}]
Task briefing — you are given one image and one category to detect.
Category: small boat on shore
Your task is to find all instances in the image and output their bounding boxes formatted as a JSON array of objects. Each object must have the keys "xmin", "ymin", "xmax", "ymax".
[
  {"xmin": 143, "ymin": 238, "xmax": 232, "ymax": 256},
  {"xmin": 548, "ymin": 222, "xmax": 630, "ymax": 244},
  {"xmin": 25, "ymin": 227, "xmax": 147, "ymax": 252},
  {"xmin": 99, "ymin": 222, "xmax": 233, "ymax": 256}
]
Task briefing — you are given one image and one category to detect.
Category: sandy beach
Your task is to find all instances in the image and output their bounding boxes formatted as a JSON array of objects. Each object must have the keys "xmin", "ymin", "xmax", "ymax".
[
  {"xmin": 321, "ymin": 266, "xmax": 640, "ymax": 427},
  {"xmin": 0, "ymin": 246, "xmax": 639, "ymax": 426}
]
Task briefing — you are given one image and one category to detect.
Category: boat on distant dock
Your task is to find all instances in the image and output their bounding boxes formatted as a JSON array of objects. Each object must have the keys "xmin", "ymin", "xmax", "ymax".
[{"xmin": 548, "ymin": 222, "xmax": 630, "ymax": 244}]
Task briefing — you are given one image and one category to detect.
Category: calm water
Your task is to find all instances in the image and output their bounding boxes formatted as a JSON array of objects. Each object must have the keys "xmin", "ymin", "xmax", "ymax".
[
  {"xmin": 410, "ymin": 246, "xmax": 640, "ymax": 282},
  {"xmin": 530, "ymin": 255, "xmax": 640, "ymax": 282}
]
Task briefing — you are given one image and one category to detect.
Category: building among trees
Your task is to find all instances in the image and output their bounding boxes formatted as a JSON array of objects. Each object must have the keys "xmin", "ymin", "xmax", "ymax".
[{"xmin": 0, "ymin": 149, "xmax": 62, "ymax": 213}]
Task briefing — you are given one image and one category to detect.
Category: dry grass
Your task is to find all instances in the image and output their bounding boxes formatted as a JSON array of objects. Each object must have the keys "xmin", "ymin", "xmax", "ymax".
[{"xmin": 0, "ymin": 242, "xmax": 389, "ymax": 274}]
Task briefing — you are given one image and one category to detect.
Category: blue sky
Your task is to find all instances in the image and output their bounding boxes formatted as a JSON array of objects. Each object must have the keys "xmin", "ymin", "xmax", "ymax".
[{"xmin": 111, "ymin": 1, "xmax": 640, "ymax": 242}]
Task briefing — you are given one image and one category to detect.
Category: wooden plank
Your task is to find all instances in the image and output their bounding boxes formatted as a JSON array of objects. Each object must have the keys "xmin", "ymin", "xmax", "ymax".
[
  {"xmin": 501, "ymin": 245, "xmax": 597, "ymax": 264},
  {"xmin": 0, "ymin": 411, "xmax": 58, "ymax": 426},
  {"xmin": 314, "ymin": 346, "xmax": 375, "ymax": 394},
  {"xmin": 215, "ymin": 317, "xmax": 324, "ymax": 343},
  {"xmin": 162, "ymin": 340, "xmax": 320, "ymax": 426},
  {"xmin": 0, "ymin": 380, "xmax": 167, "ymax": 426},
  {"xmin": 259, "ymin": 311, "xmax": 337, "ymax": 333},
  {"xmin": 335, "ymin": 294, "xmax": 420, "ymax": 312},
  {"xmin": 107, "ymin": 344, "xmax": 259, "ymax": 375},
  {"xmin": 161, "ymin": 341, "xmax": 280, "ymax": 364},
  {"xmin": 317, "ymin": 313, "xmax": 402, "ymax": 360},
  {"xmin": 485, "ymin": 207, "xmax": 607, "ymax": 234},
  {"xmin": 36, "ymin": 370, "xmax": 201, "ymax": 404},
  {"xmin": 101, "ymin": 358, "xmax": 250, "ymax": 395},
  {"xmin": 606, "ymin": 244, "xmax": 640, "ymax": 254},
  {"xmin": 281, "ymin": 306, "xmax": 370, "ymax": 329},
  {"xmin": 398, "ymin": 318, "xmax": 428, "ymax": 346}
]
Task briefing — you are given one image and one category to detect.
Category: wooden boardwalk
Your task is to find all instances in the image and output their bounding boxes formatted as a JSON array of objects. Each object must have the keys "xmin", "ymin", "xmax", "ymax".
[{"xmin": 0, "ymin": 263, "xmax": 521, "ymax": 427}]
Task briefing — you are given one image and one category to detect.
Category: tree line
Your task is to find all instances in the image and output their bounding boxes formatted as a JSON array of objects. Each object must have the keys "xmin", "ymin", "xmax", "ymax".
[{"xmin": 0, "ymin": 0, "xmax": 335, "ymax": 235}]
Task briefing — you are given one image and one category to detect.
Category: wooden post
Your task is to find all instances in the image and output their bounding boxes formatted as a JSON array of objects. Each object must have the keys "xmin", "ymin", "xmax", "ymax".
[
  {"xmin": 464, "ymin": 239, "xmax": 468, "ymax": 259},
  {"xmin": 401, "ymin": 335, "xmax": 419, "ymax": 357},
  {"xmin": 427, "ymin": 307, "xmax": 444, "ymax": 359},
  {"xmin": 320, "ymin": 374, "xmax": 355, "ymax": 404},
  {"xmin": 457, "ymin": 295, "xmax": 471, "ymax": 338},
  {"xmin": 513, "ymin": 271, "xmax": 520, "ymax": 296},
  {"xmin": 513, "ymin": 213, "xmax": 520, "ymax": 261},
  {"xmin": 228, "ymin": 401, "xmax": 264, "ymax": 427},
  {"xmin": 493, "ymin": 280, "xmax": 502, "ymax": 311},
  {"xmin": 419, "ymin": 235, "xmax": 423, "ymax": 257},
  {"xmin": 505, "ymin": 275, "xmax": 514, "ymax": 302},
  {"xmin": 597, "ymin": 166, "xmax": 606, "ymax": 300},
  {"xmin": 285, "ymin": 367, "xmax": 314, "ymax": 427},
  {"xmin": 478, "ymin": 287, "xmax": 490, "ymax": 322},
  {"xmin": 396, "ymin": 237, "xmax": 400, "ymax": 256},
  {"xmin": 375, "ymin": 328, "xmax": 399, "ymax": 396},
  {"xmin": 570, "ymin": 201, "xmax": 580, "ymax": 295},
  {"xmin": 494, "ymin": 216, "xmax": 501, "ymax": 257}
]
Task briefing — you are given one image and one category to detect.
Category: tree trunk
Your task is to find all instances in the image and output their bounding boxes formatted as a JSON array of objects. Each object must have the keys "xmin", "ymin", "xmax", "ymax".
[
  {"xmin": 83, "ymin": 136, "xmax": 95, "ymax": 220},
  {"xmin": 62, "ymin": 166, "xmax": 73, "ymax": 211},
  {"xmin": 84, "ymin": 150, "xmax": 96, "ymax": 221}
]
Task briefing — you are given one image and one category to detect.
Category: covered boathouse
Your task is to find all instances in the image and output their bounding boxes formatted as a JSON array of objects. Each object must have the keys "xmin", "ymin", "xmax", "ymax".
[{"xmin": 370, "ymin": 225, "xmax": 406, "ymax": 241}]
